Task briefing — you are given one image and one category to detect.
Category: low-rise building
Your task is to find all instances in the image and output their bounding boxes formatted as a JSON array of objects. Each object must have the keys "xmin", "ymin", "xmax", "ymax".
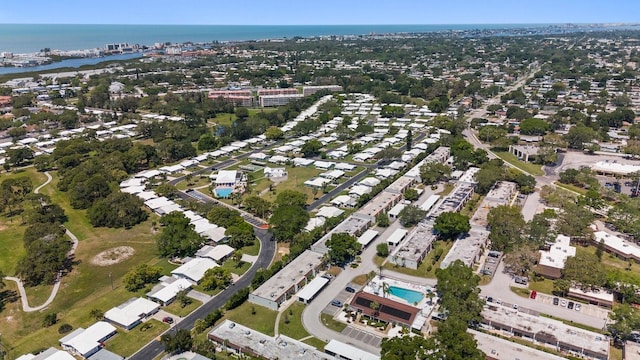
[
  {"xmin": 147, "ymin": 277, "xmax": 193, "ymax": 306},
  {"xmin": 60, "ymin": 322, "xmax": 117, "ymax": 359},
  {"xmin": 537, "ymin": 235, "xmax": 576, "ymax": 279},
  {"xmin": 104, "ymin": 297, "xmax": 160, "ymax": 330},
  {"xmin": 171, "ymin": 257, "xmax": 219, "ymax": 284}
]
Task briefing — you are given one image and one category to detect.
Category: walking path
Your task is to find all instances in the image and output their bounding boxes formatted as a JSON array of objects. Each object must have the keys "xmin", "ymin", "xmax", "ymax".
[{"xmin": 3, "ymin": 171, "xmax": 79, "ymax": 312}]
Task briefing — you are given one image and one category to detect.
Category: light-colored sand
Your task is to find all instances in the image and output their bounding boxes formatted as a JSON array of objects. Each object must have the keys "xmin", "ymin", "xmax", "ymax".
[{"xmin": 91, "ymin": 246, "xmax": 135, "ymax": 266}]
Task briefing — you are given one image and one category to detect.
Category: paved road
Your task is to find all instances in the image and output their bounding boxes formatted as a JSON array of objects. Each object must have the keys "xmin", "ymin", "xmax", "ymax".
[
  {"xmin": 479, "ymin": 262, "xmax": 608, "ymax": 329},
  {"xmin": 129, "ymin": 227, "xmax": 275, "ymax": 360}
]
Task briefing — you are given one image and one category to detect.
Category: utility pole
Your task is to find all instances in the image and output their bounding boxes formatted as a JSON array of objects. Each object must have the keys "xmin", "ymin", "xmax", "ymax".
[{"xmin": 109, "ymin": 272, "xmax": 113, "ymax": 290}]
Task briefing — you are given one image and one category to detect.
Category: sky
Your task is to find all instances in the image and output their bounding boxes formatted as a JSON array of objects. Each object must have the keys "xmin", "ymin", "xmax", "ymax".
[{"xmin": 1, "ymin": 0, "xmax": 639, "ymax": 25}]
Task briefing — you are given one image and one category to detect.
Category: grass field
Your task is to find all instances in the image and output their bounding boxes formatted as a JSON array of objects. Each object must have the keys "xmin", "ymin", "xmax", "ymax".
[
  {"xmin": 494, "ymin": 151, "xmax": 545, "ymax": 176},
  {"xmin": 0, "ymin": 170, "xmax": 178, "ymax": 358},
  {"xmin": 278, "ymin": 302, "xmax": 311, "ymax": 339},
  {"xmin": 209, "ymin": 113, "xmax": 236, "ymax": 127},
  {"xmin": 163, "ymin": 298, "xmax": 202, "ymax": 317},
  {"xmin": 105, "ymin": 319, "xmax": 169, "ymax": 357},
  {"xmin": 224, "ymin": 301, "xmax": 278, "ymax": 336},
  {"xmin": 261, "ymin": 166, "xmax": 323, "ymax": 204},
  {"xmin": 554, "ymin": 181, "xmax": 588, "ymax": 195},
  {"xmin": 528, "ymin": 278, "xmax": 555, "ymax": 295},
  {"xmin": 219, "ymin": 257, "xmax": 251, "ymax": 276},
  {"xmin": 320, "ymin": 313, "xmax": 347, "ymax": 332}
]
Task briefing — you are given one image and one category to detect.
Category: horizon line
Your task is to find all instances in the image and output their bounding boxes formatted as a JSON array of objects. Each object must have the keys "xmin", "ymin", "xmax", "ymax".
[{"xmin": 1, "ymin": 22, "xmax": 637, "ymax": 26}]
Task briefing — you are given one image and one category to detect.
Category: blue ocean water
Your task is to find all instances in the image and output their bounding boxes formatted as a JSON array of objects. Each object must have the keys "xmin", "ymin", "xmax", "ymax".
[{"xmin": 0, "ymin": 23, "xmax": 549, "ymax": 53}]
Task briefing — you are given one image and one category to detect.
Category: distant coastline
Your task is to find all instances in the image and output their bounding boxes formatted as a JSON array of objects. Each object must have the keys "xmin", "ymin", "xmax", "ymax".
[{"xmin": 1, "ymin": 23, "xmax": 637, "ymax": 54}]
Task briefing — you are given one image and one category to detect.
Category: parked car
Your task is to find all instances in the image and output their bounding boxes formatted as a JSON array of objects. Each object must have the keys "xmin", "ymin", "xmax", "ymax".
[
  {"xmin": 575, "ymin": 303, "xmax": 582, "ymax": 311},
  {"xmin": 331, "ymin": 299, "xmax": 343, "ymax": 307},
  {"xmin": 568, "ymin": 301, "xmax": 574, "ymax": 310},
  {"xmin": 561, "ymin": 299, "xmax": 567, "ymax": 307},
  {"xmin": 345, "ymin": 286, "xmax": 356, "ymax": 293},
  {"xmin": 162, "ymin": 317, "xmax": 174, "ymax": 324},
  {"xmin": 487, "ymin": 296, "xmax": 493, "ymax": 303},
  {"xmin": 512, "ymin": 304, "xmax": 519, "ymax": 310},
  {"xmin": 496, "ymin": 298, "xmax": 502, "ymax": 305},
  {"xmin": 553, "ymin": 297, "xmax": 559, "ymax": 306}
]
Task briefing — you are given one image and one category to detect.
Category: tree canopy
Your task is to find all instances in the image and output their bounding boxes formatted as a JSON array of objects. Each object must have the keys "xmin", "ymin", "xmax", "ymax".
[
  {"xmin": 157, "ymin": 211, "xmax": 204, "ymax": 258},
  {"xmin": 433, "ymin": 212, "xmax": 471, "ymax": 240},
  {"xmin": 326, "ymin": 233, "xmax": 361, "ymax": 265}
]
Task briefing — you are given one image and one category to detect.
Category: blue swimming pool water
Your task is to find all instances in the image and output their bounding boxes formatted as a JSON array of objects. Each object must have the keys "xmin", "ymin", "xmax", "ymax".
[
  {"xmin": 215, "ymin": 188, "xmax": 233, "ymax": 198},
  {"xmin": 388, "ymin": 286, "xmax": 423, "ymax": 304}
]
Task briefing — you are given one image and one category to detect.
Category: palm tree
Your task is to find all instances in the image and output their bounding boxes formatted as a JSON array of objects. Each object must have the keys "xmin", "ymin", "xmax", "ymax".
[
  {"xmin": 369, "ymin": 301, "xmax": 380, "ymax": 321},
  {"xmin": 382, "ymin": 282, "xmax": 390, "ymax": 299}
]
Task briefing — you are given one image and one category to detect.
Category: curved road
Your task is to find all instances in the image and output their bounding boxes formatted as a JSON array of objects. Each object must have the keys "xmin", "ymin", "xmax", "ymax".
[
  {"xmin": 129, "ymin": 227, "xmax": 276, "ymax": 360},
  {"xmin": 3, "ymin": 171, "xmax": 79, "ymax": 312}
]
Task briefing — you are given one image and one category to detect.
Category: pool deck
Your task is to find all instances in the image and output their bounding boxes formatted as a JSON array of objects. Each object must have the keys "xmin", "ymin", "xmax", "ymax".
[{"xmin": 363, "ymin": 276, "xmax": 435, "ymax": 309}]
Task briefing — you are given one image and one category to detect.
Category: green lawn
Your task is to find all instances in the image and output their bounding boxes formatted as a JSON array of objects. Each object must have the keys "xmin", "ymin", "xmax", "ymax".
[
  {"xmin": 528, "ymin": 278, "xmax": 555, "ymax": 295},
  {"xmin": 0, "ymin": 170, "xmax": 173, "ymax": 358},
  {"xmin": 278, "ymin": 302, "xmax": 311, "ymax": 340},
  {"xmin": 22, "ymin": 283, "xmax": 55, "ymax": 307},
  {"xmin": 104, "ymin": 319, "xmax": 169, "ymax": 358},
  {"xmin": 494, "ymin": 151, "xmax": 545, "ymax": 176},
  {"xmin": 175, "ymin": 175, "xmax": 211, "ymax": 191},
  {"xmin": 262, "ymin": 166, "xmax": 323, "ymax": 204},
  {"xmin": 209, "ymin": 113, "xmax": 236, "ymax": 127},
  {"xmin": 510, "ymin": 286, "xmax": 531, "ymax": 298},
  {"xmin": 320, "ymin": 313, "xmax": 347, "ymax": 332},
  {"xmin": 163, "ymin": 298, "xmax": 202, "ymax": 317},
  {"xmin": 224, "ymin": 301, "xmax": 278, "ymax": 336},
  {"xmin": 0, "ymin": 168, "xmax": 48, "ymax": 274},
  {"xmin": 382, "ymin": 240, "xmax": 454, "ymax": 278},
  {"xmin": 554, "ymin": 182, "xmax": 588, "ymax": 195},
  {"xmin": 303, "ymin": 337, "xmax": 327, "ymax": 350},
  {"xmin": 241, "ymin": 240, "xmax": 260, "ymax": 256},
  {"xmin": 219, "ymin": 257, "xmax": 251, "ymax": 276}
]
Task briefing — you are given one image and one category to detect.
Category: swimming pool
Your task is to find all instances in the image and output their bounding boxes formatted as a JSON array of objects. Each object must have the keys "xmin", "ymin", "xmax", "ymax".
[
  {"xmin": 215, "ymin": 188, "xmax": 233, "ymax": 198},
  {"xmin": 388, "ymin": 286, "xmax": 423, "ymax": 305}
]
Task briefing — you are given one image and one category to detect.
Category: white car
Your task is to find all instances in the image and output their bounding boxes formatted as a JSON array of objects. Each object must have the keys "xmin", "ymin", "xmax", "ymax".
[
  {"xmin": 560, "ymin": 299, "xmax": 567, "ymax": 307},
  {"xmin": 575, "ymin": 303, "xmax": 582, "ymax": 311},
  {"xmin": 496, "ymin": 298, "xmax": 502, "ymax": 305}
]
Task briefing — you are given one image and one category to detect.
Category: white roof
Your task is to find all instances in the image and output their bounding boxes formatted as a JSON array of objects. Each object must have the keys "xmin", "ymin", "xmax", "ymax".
[
  {"xmin": 171, "ymin": 257, "xmax": 219, "ymax": 283},
  {"xmin": 591, "ymin": 160, "xmax": 640, "ymax": 175},
  {"xmin": 359, "ymin": 177, "xmax": 381, "ymax": 187},
  {"xmin": 61, "ymin": 321, "xmax": 116, "ymax": 356},
  {"xmin": 296, "ymin": 276, "xmax": 329, "ymax": 302},
  {"xmin": 196, "ymin": 244, "xmax": 235, "ymax": 261},
  {"xmin": 349, "ymin": 185, "xmax": 372, "ymax": 197},
  {"xmin": 325, "ymin": 340, "xmax": 380, "ymax": 360},
  {"xmin": 29, "ymin": 347, "xmax": 76, "ymax": 360},
  {"xmin": 334, "ymin": 162, "xmax": 356, "ymax": 171},
  {"xmin": 387, "ymin": 228, "xmax": 408, "ymax": 246},
  {"xmin": 292, "ymin": 157, "xmax": 315, "ymax": 166},
  {"xmin": 104, "ymin": 297, "xmax": 159, "ymax": 328},
  {"xmin": 136, "ymin": 192, "xmax": 157, "ymax": 202},
  {"xmin": 119, "ymin": 178, "xmax": 144, "ymax": 188},
  {"xmin": 200, "ymin": 226, "xmax": 227, "ymax": 243},
  {"xmin": 538, "ymin": 234, "xmax": 576, "ymax": 270},
  {"xmin": 594, "ymin": 231, "xmax": 640, "ymax": 259},
  {"xmin": 331, "ymin": 195, "xmax": 356, "ymax": 206},
  {"xmin": 191, "ymin": 218, "xmax": 218, "ymax": 234},
  {"xmin": 388, "ymin": 202, "xmax": 407, "ymax": 217},
  {"xmin": 316, "ymin": 206, "xmax": 344, "ymax": 219},
  {"xmin": 314, "ymin": 160, "xmax": 334, "ymax": 169},
  {"xmin": 216, "ymin": 170, "xmax": 238, "ymax": 184},
  {"xmin": 121, "ymin": 185, "xmax": 146, "ymax": 195},
  {"xmin": 320, "ymin": 169, "xmax": 345, "ymax": 179},
  {"xmin": 147, "ymin": 278, "xmax": 193, "ymax": 304},
  {"xmin": 144, "ymin": 196, "xmax": 173, "ymax": 209},
  {"xmin": 358, "ymin": 229, "xmax": 379, "ymax": 247},
  {"xmin": 304, "ymin": 177, "xmax": 331, "ymax": 188},
  {"xmin": 305, "ymin": 217, "xmax": 326, "ymax": 232}
]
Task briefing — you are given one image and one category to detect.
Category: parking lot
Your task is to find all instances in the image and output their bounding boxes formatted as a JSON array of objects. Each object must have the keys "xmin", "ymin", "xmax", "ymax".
[
  {"xmin": 341, "ymin": 326, "xmax": 383, "ymax": 348},
  {"xmin": 321, "ymin": 282, "xmax": 360, "ymax": 316},
  {"xmin": 534, "ymin": 292, "xmax": 611, "ymax": 319}
]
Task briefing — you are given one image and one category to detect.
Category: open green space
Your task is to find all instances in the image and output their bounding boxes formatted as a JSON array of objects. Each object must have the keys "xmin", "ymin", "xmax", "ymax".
[
  {"xmin": 224, "ymin": 301, "xmax": 278, "ymax": 336},
  {"xmin": 209, "ymin": 113, "xmax": 236, "ymax": 127},
  {"xmin": 278, "ymin": 302, "xmax": 311, "ymax": 340},
  {"xmin": 528, "ymin": 278, "xmax": 555, "ymax": 295},
  {"xmin": 382, "ymin": 240, "xmax": 454, "ymax": 278},
  {"xmin": 510, "ymin": 286, "xmax": 531, "ymax": 298},
  {"xmin": 175, "ymin": 175, "xmax": 211, "ymax": 191},
  {"xmin": 163, "ymin": 298, "xmax": 202, "ymax": 317},
  {"xmin": 0, "ymin": 170, "xmax": 176, "ymax": 358},
  {"xmin": 493, "ymin": 151, "xmax": 545, "ymax": 176},
  {"xmin": 105, "ymin": 319, "xmax": 169, "ymax": 358},
  {"xmin": 241, "ymin": 240, "xmax": 260, "ymax": 257},
  {"xmin": 303, "ymin": 337, "xmax": 328, "ymax": 350},
  {"xmin": 320, "ymin": 313, "xmax": 347, "ymax": 332},
  {"xmin": 219, "ymin": 257, "xmax": 252, "ymax": 276},
  {"xmin": 22, "ymin": 283, "xmax": 55, "ymax": 307},
  {"xmin": 554, "ymin": 181, "xmax": 588, "ymax": 195},
  {"xmin": 261, "ymin": 166, "xmax": 323, "ymax": 204}
]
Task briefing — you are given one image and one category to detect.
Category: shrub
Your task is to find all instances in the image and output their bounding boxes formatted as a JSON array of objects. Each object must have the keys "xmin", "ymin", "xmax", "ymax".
[
  {"xmin": 58, "ymin": 324, "xmax": 72, "ymax": 334},
  {"xmin": 42, "ymin": 313, "xmax": 57, "ymax": 327}
]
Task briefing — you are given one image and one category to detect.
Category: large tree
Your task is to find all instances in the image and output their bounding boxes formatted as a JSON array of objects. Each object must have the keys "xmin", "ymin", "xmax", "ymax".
[
  {"xmin": 487, "ymin": 205, "xmax": 525, "ymax": 252},
  {"xmin": 301, "ymin": 139, "xmax": 323, "ymax": 158},
  {"xmin": 419, "ymin": 161, "xmax": 451, "ymax": 185},
  {"xmin": 433, "ymin": 211, "xmax": 471, "ymax": 240},
  {"xmin": 88, "ymin": 192, "xmax": 148, "ymax": 228},
  {"xmin": 200, "ymin": 267, "xmax": 232, "ymax": 291},
  {"xmin": 269, "ymin": 205, "xmax": 309, "ymax": 241},
  {"xmin": 157, "ymin": 211, "xmax": 204, "ymax": 258},
  {"xmin": 326, "ymin": 233, "xmax": 361, "ymax": 265},
  {"xmin": 123, "ymin": 264, "xmax": 162, "ymax": 292},
  {"xmin": 398, "ymin": 205, "xmax": 427, "ymax": 227}
]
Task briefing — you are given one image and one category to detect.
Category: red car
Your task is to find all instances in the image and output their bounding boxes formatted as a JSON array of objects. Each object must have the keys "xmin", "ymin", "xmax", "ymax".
[{"xmin": 162, "ymin": 316, "xmax": 174, "ymax": 324}]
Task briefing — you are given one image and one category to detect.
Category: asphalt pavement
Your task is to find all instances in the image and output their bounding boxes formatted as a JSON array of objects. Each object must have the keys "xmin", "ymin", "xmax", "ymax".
[{"xmin": 128, "ymin": 227, "xmax": 275, "ymax": 360}]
